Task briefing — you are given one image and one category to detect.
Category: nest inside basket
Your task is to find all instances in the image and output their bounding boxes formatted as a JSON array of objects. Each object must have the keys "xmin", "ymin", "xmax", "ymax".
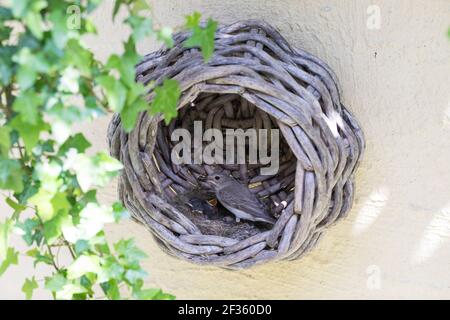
[
  {"xmin": 107, "ymin": 20, "xmax": 365, "ymax": 269},
  {"xmin": 159, "ymin": 92, "xmax": 297, "ymax": 240}
]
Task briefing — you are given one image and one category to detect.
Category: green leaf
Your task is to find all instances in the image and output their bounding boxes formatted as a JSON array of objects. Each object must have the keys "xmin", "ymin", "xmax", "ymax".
[
  {"xmin": 26, "ymin": 248, "xmax": 53, "ymax": 267},
  {"xmin": 12, "ymin": 91, "xmax": 43, "ymax": 124},
  {"xmin": 0, "ymin": 46, "xmax": 16, "ymax": 85},
  {"xmin": 62, "ymin": 203, "xmax": 115, "ymax": 243},
  {"xmin": 120, "ymin": 96, "xmax": 147, "ymax": 131},
  {"xmin": 101, "ymin": 279, "xmax": 121, "ymax": 300},
  {"xmin": 185, "ymin": 12, "xmax": 201, "ymax": 29},
  {"xmin": 0, "ymin": 247, "xmax": 18, "ymax": 276},
  {"xmin": 0, "ymin": 126, "xmax": 11, "ymax": 156},
  {"xmin": 130, "ymin": 0, "xmax": 150, "ymax": 15},
  {"xmin": 43, "ymin": 207, "xmax": 69, "ymax": 244},
  {"xmin": 112, "ymin": 202, "xmax": 129, "ymax": 222},
  {"xmin": 134, "ymin": 288, "xmax": 175, "ymax": 300},
  {"xmin": 124, "ymin": 268, "xmax": 147, "ymax": 285},
  {"xmin": 64, "ymin": 39, "xmax": 93, "ymax": 77},
  {"xmin": 28, "ymin": 162, "xmax": 62, "ymax": 221},
  {"xmin": 67, "ymin": 255, "xmax": 102, "ymax": 280},
  {"xmin": 149, "ymin": 79, "xmax": 181, "ymax": 124},
  {"xmin": 65, "ymin": 151, "xmax": 122, "ymax": 192},
  {"xmin": 22, "ymin": 277, "xmax": 38, "ymax": 300},
  {"xmin": 126, "ymin": 15, "xmax": 153, "ymax": 42},
  {"xmin": 74, "ymin": 239, "xmax": 90, "ymax": 255},
  {"xmin": 102, "ymin": 256, "xmax": 125, "ymax": 281},
  {"xmin": 24, "ymin": 11, "xmax": 45, "ymax": 39},
  {"xmin": 157, "ymin": 27, "xmax": 174, "ymax": 47},
  {"xmin": 49, "ymin": 10, "xmax": 69, "ymax": 49},
  {"xmin": 58, "ymin": 67, "xmax": 80, "ymax": 93},
  {"xmin": 115, "ymin": 239, "xmax": 147, "ymax": 268},
  {"xmin": 11, "ymin": 0, "xmax": 27, "ymax": 17},
  {"xmin": 13, "ymin": 47, "xmax": 50, "ymax": 90},
  {"xmin": 112, "ymin": 0, "xmax": 124, "ymax": 21},
  {"xmin": 17, "ymin": 218, "xmax": 42, "ymax": 246},
  {"xmin": 0, "ymin": 6, "xmax": 13, "ymax": 20},
  {"xmin": 45, "ymin": 273, "xmax": 67, "ymax": 292},
  {"xmin": 55, "ymin": 282, "xmax": 87, "ymax": 300},
  {"xmin": 10, "ymin": 114, "xmax": 48, "ymax": 153},
  {"xmin": 106, "ymin": 53, "xmax": 139, "ymax": 88},
  {"xmin": 0, "ymin": 158, "xmax": 23, "ymax": 192},
  {"xmin": 184, "ymin": 15, "xmax": 217, "ymax": 61},
  {"xmin": 6, "ymin": 197, "xmax": 27, "ymax": 217},
  {"xmin": 96, "ymin": 75, "xmax": 127, "ymax": 112},
  {"xmin": 0, "ymin": 219, "xmax": 13, "ymax": 259},
  {"xmin": 59, "ymin": 133, "xmax": 92, "ymax": 155}
]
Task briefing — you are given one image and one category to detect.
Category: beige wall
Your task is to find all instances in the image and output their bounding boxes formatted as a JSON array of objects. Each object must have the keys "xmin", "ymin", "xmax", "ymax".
[{"xmin": 1, "ymin": 0, "xmax": 450, "ymax": 299}]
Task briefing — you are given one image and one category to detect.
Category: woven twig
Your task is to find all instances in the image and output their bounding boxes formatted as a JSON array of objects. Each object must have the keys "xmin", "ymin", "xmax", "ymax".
[{"xmin": 107, "ymin": 20, "xmax": 365, "ymax": 269}]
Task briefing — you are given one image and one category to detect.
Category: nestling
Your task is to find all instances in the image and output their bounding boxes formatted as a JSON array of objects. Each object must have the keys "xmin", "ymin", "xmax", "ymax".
[{"xmin": 199, "ymin": 173, "xmax": 276, "ymax": 225}]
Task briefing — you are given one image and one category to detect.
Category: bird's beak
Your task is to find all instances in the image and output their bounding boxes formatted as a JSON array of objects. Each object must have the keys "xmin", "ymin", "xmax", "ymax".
[{"xmin": 198, "ymin": 175, "xmax": 207, "ymax": 182}]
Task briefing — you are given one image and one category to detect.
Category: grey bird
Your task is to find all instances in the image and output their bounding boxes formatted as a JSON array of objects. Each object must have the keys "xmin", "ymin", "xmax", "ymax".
[{"xmin": 200, "ymin": 173, "xmax": 276, "ymax": 224}]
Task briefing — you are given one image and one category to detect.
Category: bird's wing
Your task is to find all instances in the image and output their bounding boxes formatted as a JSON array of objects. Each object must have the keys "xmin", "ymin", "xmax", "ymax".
[{"xmin": 217, "ymin": 184, "xmax": 275, "ymax": 222}]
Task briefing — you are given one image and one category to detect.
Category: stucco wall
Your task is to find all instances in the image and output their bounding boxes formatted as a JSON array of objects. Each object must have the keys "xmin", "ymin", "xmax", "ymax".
[{"xmin": 1, "ymin": 0, "xmax": 450, "ymax": 299}]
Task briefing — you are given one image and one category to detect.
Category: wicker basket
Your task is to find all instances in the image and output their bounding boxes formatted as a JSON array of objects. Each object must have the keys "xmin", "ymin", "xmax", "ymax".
[{"xmin": 107, "ymin": 20, "xmax": 365, "ymax": 269}]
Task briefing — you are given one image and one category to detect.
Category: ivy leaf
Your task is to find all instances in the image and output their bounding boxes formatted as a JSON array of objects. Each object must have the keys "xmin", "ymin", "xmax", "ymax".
[
  {"xmin": 0, "ymin": 158, "xmax": 24, "ymax": 192},
  {"xmin": 0, "ymin": 219, "xmax": 13, "ymax": 259},
  {"xmin": 126, "ymin": 15, "xmax": 153, "ymax": 42},
  {"xmin": 157, "ymin": 27, "xmax": 174, "ymax": 48},
  {"xmin": 59, "ymin": 133, "xmax": 92, "ymax": 155},
  {"xmin": 112, "ymin": 0, "xmax": 124, "ymax": 21},
  {"xmin": 45, "ymin": 273, "xmax": 67, "ymax": 292},
  {"xmin": 115, "ymin": 239, "xmax": 147, "ymax": 268},
  {"xmin": 67, "ymin": 255, "xmax": 102, "ymax": 280},
  {"xmin": 74, "ymin": 239, "xmax": 90, "ymax": 255},
  {"xmin": 12, "ymin": 91, "xmax": 43, "ymax": 125},
  {"xmin": 0, "ymin": 247, "xmax": 18, "ymax": 276},
  {"xmin": 96, "ymin": 75, "xmax": 127, "ymax": 113},
  {"xmin": 112, "ymin": 202, "xmax": 129, "ymax": 222},
  {"xmin": 65, "ymin": 151, "xmax": 122, "ymax": 192},
  {"xmin": 11, "ymin": 0, "xmax": 27, "ymax": 18},
  {"xmin": 184, "ymin": 14, "xmax": 217, "ymax": 62},
  {"xmin": 10, "ymin": 114, "xmax": 49, "ymax": 153},
  {"xmin": 101, "ymin": 279, "xmax": 121, "ymax": 300},
  {"xmin": 49, "ymin": 10, "xmax": 69, "ymax": 49},
  {"xmin": 120, "ymin": 96, "xmax": 148, "ymax": 131},
  {"xmin": 102, "ymin": 256, "xmax": 125, "ymax": 281},
  {"xmin": 58, "ymin": 67, "xmax": 80, "ymax": 93},
  {"xmin": 185, "ymin": 11, "xmax": 201, "ymax": 29},
  {"xmin": 130, "ymin": 0, "xmax": 150, "ymax": 15},
  {"xmin": 17, "ymin": 218, "xmax": 42, "ymax": 246},
  {"xmin": 26, "ymin": 248, "xmax": 53, "ymax": 267},
  {"xmin": 0, "ymin": 126, "xmax": 11, "ymax": 156},
  {"xmin": 64, "ymin": 39, "xmax": 93, "ymax": 77},
  {"xmin": 43, "ymin": 207, "xmax": 70, "ymax": 244},
  {"xmin": 5, "ymin": 197, "xmax": 27, "ymax": 218},
  {"xmin": 106, "ymin": 53, "xmax": 138, "ymax": 88},
  {"xmin": 124, "ymin": 268, "xmax": 147, "ymax": 285},
  {"xmin": 13, "ymin": 48, "xmax": 50, "ymax": 89},
  {"xmin": 55, "ymin": 283, "xmax": 87, "ymax": 300},
  {"xmin": 22, "ymin": 277, "xmax": 38, "ymax": 300},
  {"xmin": 134, "ymin": 288, "xmax": 175, "ymax": 300},
  {"xmin": 62, "ymin": 203, "xmax": 115, "ymax": 243},
  {"xmin": 150, "ymin": 79, "xmax": 181, "ymax": 125},
  {"xmin": 28, "ymin": 162, "xmax": 62, "ymax": 221}
]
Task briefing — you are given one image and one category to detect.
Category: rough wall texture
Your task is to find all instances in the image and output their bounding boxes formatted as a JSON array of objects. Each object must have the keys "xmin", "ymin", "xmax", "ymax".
[{"xmin": 1, "ymin": 0, "xmax": 450, "ymax": 299}]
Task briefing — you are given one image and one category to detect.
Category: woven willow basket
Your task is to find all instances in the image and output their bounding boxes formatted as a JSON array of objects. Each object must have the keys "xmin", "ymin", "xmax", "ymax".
[{"xmin": 107, "ymin": 20, "xmax": 365, "ymax": 269}]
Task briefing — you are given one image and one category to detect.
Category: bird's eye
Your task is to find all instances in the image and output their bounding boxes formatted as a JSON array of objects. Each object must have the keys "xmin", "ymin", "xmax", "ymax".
[{"xmin": 214, "ymin": 176, "xmax": 220, "ymax": 181}]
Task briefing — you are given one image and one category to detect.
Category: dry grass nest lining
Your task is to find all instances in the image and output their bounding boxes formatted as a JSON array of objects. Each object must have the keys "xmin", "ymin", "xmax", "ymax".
[{"xmin": 107, "ymin": 20, "xmax": 365, "ymax": 270}]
